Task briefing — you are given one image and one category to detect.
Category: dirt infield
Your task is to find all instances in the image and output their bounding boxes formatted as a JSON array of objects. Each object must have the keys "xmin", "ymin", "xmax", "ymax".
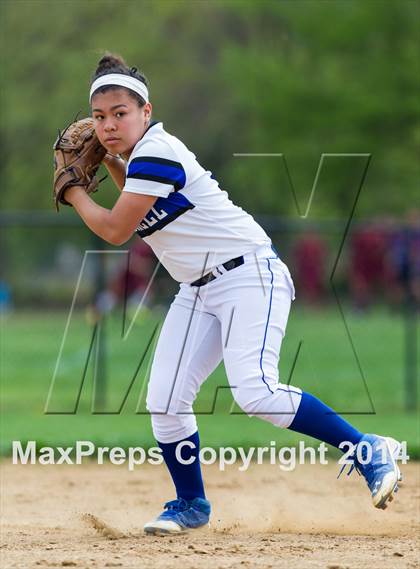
[{"xmin": 1, "ymin": 460, "xmax": 419, "ymax": 568}]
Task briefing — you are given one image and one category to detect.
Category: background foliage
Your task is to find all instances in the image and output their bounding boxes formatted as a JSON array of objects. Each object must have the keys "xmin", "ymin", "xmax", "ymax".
[{"xmin": 1, "ymin": 0, "xmax": 419, "ymax": 216}]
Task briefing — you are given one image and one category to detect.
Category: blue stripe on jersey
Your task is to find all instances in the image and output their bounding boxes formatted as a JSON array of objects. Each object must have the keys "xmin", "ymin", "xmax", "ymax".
[
  {"xmin": 136, "ymin": 192, "xmax": 195, "ymax": 238},
  {"xmin": 127, "ymin": 156, "xmax": 186, "ymax": 191}
]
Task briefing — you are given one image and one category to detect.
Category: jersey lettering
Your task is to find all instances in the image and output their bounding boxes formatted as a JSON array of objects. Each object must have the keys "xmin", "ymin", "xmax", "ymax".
[
  {"xmin": 136, "ymin": 193, "xmax": 195, "ymax": 238},
  {"xmin": 138, "ymin": 206, "xmax": 169, "ymax": 231}
]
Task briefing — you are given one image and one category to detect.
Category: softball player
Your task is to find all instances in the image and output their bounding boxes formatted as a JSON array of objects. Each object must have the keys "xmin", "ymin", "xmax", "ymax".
[{"xmin": 64, "ymin": 53, "xmax": 402, "ymax": 535}]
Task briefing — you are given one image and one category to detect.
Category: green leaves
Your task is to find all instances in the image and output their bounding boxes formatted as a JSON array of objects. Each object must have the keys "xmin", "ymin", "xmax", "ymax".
[{"xmin": 1, "ymin": 0, "xmax": 418, "ymax": 215}]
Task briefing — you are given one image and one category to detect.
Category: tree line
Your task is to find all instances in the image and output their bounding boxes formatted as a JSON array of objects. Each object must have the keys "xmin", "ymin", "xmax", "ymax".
[{"xmin": 1, "ymin": 0, "xmax": 418, "ymax": 218}]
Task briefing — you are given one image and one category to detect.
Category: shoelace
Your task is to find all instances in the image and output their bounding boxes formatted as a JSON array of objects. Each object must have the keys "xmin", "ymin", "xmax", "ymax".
[
  {"xmin": 337, "ymin": 452, "xmax": 374, "ymax": 485},
  {"xmin": 163, "ymin": 498, "xmax": 189, "ymax": 512},
  {"xmin": 337, "ymin": 461, "xmax": 356, "ymax": 479}
]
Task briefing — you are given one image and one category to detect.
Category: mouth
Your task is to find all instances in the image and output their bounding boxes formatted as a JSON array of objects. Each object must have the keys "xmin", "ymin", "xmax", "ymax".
[{"xmin": 105, "ymin": 137, "xmax": 121, "ymax": 144}]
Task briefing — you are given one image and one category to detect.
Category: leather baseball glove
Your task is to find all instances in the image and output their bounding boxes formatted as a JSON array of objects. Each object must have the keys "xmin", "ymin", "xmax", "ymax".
[{"xmin": 53, "ymin": 117, "xmax": 107, "ymax": 211}]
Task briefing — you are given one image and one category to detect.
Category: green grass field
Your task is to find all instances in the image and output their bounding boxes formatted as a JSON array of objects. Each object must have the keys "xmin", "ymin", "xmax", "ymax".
[{"xmin": 1, "ymin": 306, "xmax": 418, "ymax": 457}]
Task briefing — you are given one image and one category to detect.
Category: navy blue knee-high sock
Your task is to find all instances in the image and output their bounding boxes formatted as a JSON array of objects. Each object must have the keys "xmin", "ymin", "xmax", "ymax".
[
  {"xmin": 157, "ymin": 431, "xmax": 206, "ymax": 501},
  {"xmin": 288, "ymin": 392, "xmax": 363, "ymax": 449}
]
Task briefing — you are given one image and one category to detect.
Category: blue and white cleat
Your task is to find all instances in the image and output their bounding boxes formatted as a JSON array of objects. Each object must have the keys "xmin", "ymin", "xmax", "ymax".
[
  {"xmin": 144, "ymin": 497, "xmax": 211, "ymax": 535},
  {"xmin": 353, "ymin": 434, "xmax": 402, "ymax": 509}
]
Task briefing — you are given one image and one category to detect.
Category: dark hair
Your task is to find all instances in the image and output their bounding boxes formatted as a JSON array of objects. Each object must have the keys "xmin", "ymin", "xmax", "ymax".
[{"xmin": 91, "ymin": 52, "xmax": 149, "ymax": 107}]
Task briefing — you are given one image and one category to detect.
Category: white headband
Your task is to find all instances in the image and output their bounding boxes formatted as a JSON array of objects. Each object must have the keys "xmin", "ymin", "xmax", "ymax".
[{"xmin": 89, "ymin": 73, "xmax": 149, "ymax": 103}]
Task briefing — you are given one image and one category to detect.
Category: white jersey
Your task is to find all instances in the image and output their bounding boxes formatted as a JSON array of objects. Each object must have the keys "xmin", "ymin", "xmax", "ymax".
[{"xmin": 123, "ymin": 122, "xmax": 271, "ymax": 282}]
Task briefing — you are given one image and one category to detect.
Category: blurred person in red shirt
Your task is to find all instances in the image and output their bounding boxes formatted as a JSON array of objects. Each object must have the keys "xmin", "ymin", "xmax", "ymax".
[
  {"xmin": 349, "ymin": 222, "xmax": 388, "ymax": 310},
  {"xmin": 92, "ymin": 239, "xmax": 156, "ymax": 318},
  {"xmin": 293, "ymin": 232, "xmax": 327, "ymax": 305}
]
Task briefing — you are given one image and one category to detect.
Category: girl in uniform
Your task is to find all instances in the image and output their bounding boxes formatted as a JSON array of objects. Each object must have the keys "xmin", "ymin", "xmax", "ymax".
[{"xmin": 64, "ymin": 53, "xmax": 402, "ymax": 535}]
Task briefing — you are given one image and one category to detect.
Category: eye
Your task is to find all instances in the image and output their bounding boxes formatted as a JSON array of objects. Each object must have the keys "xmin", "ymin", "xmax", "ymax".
[
  {"xmin": 94, "ymin": 115, "xmax": 104, "ymax": 121},
  {"xmin": 116, "ymin": 111, "xmax": 126, "ymax": 118}
]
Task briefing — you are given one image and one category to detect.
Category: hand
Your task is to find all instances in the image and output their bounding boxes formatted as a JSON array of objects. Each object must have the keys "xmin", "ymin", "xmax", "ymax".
[
  {"xmin": 103, "ymin": 152, "xmax": 124, "ymax": 166},
  {"xmin": 102, "ymin": 152, "xmax": 115, "ymax": 166}
]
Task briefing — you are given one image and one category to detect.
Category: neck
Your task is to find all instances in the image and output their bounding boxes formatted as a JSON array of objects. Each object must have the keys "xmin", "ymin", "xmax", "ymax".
[{"xmin": 122, "ymin": 120, "xmax": 153, "ymax": 161}]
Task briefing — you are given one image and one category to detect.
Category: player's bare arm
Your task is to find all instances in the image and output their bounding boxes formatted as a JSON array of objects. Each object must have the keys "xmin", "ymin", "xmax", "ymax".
[
  {"xmin": 102, "ymin": 153, "xmax": 127, "ymax": 191},
  {"xmin": 65, "ymin": 187, "xmax": 157, "ymax": 245}
]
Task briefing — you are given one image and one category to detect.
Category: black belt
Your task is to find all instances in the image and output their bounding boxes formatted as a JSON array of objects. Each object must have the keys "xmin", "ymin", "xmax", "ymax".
[{"xmin": 191, "ymin": 255, "xmax": 245, "ymax": 287}]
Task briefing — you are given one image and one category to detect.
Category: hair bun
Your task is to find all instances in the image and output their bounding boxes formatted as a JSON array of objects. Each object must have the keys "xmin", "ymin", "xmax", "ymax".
[
  {"xmin": 92, "ymin": 52, "xmax": 149, "ymax": 91},
  {"xmin": 95, "ymin": 52, "xmax": 128, "ymax": 76}
]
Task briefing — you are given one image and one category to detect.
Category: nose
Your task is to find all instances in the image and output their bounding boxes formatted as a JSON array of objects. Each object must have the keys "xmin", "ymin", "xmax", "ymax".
[{"xmin": 104, "ymin": 119, "xmax": 117, "ymax": 132}]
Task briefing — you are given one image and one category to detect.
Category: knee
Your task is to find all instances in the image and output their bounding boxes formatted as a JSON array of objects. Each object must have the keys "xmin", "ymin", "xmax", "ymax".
[
  {"xmin": 232, "ymin": 389, "xmax": 263, "ymax": 417},
  {"xmin": 146, "ymin": 384, "xmax": 197, "ymax": 443},
  {"xmin": 232, "ymin": 386, "xmax": 302, "ymax": 429},
  {"xmin": 146, "ymin": 390, "xmax": 191, "ymax": 416},
  {"xmin": 146, "ymin": 391, "xmax": 164, "ymax": 415},
  {"xmin": 146, "ymin": 380, "xmax": 175, "ymax": 415}
]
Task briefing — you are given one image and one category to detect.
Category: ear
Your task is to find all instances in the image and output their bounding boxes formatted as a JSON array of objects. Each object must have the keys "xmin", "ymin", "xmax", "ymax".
[{"xmin": 144, "ymin": 102, "xmax": 152, "ymax": 120}]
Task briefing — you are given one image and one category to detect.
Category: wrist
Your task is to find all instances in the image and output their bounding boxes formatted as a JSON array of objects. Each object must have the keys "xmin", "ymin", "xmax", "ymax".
[
  {"xmin": 103, "ymin": 152, "xmax": 124, "ymax": 166},
  {"xmin": 65, "ymin": 185, "xmax": 85, "ymax": 204},
  {"xmin": 102, "ymin": 153, "xmax": 114, "ymax": 166}
]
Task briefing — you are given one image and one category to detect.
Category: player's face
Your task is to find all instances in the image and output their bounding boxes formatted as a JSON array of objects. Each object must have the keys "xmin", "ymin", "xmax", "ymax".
[{"xmin": 91, "ymin": 89, "xmax": 152, "ymax": 159}]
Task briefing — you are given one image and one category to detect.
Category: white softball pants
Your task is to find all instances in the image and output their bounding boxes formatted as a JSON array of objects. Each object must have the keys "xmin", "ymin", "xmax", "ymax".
[{"xmin": 146, "ymin": 244, "xmax": 303, "ymax": 443}]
